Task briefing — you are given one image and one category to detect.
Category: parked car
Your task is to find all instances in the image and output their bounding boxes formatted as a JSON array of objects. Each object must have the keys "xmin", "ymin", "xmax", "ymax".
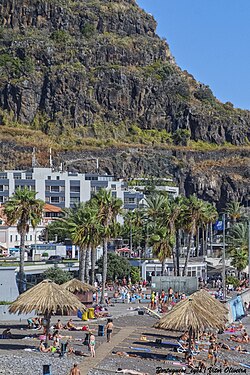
[{"xmin": 46, "ymin": 255, "xmax": 64, "ymax": 264}]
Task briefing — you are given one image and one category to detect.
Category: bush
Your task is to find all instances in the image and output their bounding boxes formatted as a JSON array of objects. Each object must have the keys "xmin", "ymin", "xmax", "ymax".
[
  {"xmin": 130, "ymin": 266, "xmax": 140, "ymax": 284},
  {"xmin": 50, "ymin": 30, "xmax": 71, "ymax": 44},
  {"xmin": 226, "ymin": 276, "xmax": 240, "ymax": 288},
  {"xmin": 42, "ymin": 252, "xmax": 49, "ymax": 258},
  {"xmin": 42, "ymin": 267, "xmax": 73, "ymax": 284},
  {"xmin": 194, "ymin": 84, "xmax": 214, "ymax": 101},
  {"xmin": 173, "ymin": 128, "xmax": 191, "ymax": 146},
  {"xmin": 97, "ymin": 253, "xmax": 131, "ymax": 281},
  {"xmin": 81, "ymin": 23, "xmax": 95, "ymax": 38}
]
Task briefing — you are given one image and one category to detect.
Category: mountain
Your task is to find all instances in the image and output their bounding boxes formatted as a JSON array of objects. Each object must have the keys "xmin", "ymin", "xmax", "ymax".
[{"xmin": 0, "ymin": 0, "xmax": 249, "ymax": 208}]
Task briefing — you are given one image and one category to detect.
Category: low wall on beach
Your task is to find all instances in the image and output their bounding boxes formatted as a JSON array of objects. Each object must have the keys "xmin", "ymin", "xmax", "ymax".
[
  {"xmin": 226, "ymin": 288, "xmax": 250, "ymax": 323},
  {"xmin": 0, "ymin": 305, "xmax": 33, "ymax": 321}
]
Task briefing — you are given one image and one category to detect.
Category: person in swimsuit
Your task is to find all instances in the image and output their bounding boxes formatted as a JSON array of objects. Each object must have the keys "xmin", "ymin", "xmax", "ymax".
[
  {"xmin": 70, "ymin": 363, "xmax": 81, "ymax": 375},
  {"xmin": 89, "ymin": 333, "xmax": 95, "ymax": 357},
  {"xmin": 106, "ymin": 319, "xmax": 113, "ymax": 343}
]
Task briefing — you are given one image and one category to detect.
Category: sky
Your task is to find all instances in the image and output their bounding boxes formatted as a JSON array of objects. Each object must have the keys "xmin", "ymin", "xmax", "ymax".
[{"xmin": 137, "ymin": 0, "xmax": 250, "ymax": 110}]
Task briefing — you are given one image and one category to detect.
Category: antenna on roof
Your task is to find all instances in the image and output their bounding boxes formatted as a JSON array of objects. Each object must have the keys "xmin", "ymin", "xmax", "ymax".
[
  {"xmin": 32, "ymin": 148, "xmax": 36, "ymax": 167},
  {"xmin": 49, "ymin": 148, "xmax": 53, "ymax": 168}
]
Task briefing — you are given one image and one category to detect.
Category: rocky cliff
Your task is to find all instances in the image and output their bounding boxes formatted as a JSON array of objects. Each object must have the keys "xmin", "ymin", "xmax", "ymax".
[{"xmin": 0, "ymin": 0, "xmax": 249, "ymax": 207}]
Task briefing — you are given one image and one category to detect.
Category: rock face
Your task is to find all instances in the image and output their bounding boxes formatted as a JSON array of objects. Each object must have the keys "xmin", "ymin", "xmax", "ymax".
[
  {"xmin": 0, "ymin": 0, "xmax": 249, "ymax": 207},
  {"xmin": 0, "ymin": 0, "xmax": 250, "ymax": 144}
]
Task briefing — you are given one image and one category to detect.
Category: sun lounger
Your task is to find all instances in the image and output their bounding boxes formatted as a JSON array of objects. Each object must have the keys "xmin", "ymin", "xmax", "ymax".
[
  {"xmin": 177, "ymin": 342, "xmax": 199, "ymax": 356},
  {"xmin": 239, "ymin": 363, "xmax": 250, "ymax": 369}
]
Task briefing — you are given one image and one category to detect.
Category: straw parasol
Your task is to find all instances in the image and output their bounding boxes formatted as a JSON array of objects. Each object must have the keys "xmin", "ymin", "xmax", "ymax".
[
  {"xmin": 192, "ymin": 289, "xmax": 228, "ymax": 316},
  {"xmin": 62, "ymin": 278, "xmax": 97, "ymax": 293},
  {"xmin": 154, "ymin": 297, "xmax": 226, "ymax": 351},
  {"xmin": 9, "ymin": 279, "xmax": 86, "ymax": 344}
]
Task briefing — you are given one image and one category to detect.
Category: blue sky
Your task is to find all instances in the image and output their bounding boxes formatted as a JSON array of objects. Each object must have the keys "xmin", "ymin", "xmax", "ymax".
[{"xmin": 137, "ymin": 0, "xmax": 250, "ymax": 110}]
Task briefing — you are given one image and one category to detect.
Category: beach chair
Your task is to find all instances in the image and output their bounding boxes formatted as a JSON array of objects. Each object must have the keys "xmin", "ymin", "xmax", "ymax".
[{"xmin": 177, "ymin": 342, "xmax": 199, "ymax": 356}]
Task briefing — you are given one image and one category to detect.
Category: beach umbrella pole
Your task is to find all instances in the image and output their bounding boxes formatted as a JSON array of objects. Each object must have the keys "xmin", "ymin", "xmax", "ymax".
[{"xmin": 45, "ymin": 312, "xmax": 51, "ymax": 347}]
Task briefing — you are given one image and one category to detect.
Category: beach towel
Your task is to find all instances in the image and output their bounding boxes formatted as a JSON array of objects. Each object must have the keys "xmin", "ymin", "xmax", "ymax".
[{"xmin": 130, "ymin": 347, "xmax": 151, "ymax": 352}]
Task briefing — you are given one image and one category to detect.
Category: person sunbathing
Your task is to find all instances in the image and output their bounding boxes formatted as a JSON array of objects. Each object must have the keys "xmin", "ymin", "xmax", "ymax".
[
  {"xmin": 54, "ymin": 319, "xmax": 63, "ymax": 330},
  {"xmin": 39, "ymin": 340, "xmax": 51, "ymax": 353},
  {"xmin": 242, "ymin": 330, "xmax": 249, "ymax": 343},
  {"xmin": 187, "ymin": 355, "xmax": 195, "ymax": 369},
  {"xmin": 229, "ymin": 335, "xmax": 243, "ymax": 343},
  {"xmin": 2, "ymin": 328, "xmax": 12, "ymax": 339},
  {"xmin": 180, "ymin": 331, "xmax": 189, "ymax": 341},
  {"xmin": 235, "ymin": 345, "xmax": 248, "ymax": 353},
  {"xmin": 117, "ymin": 369, "xmax": 149, "ymax": 375},
  {"xmin": 218, "ymin": 342, "xmax": 230, "ymax": 350}
]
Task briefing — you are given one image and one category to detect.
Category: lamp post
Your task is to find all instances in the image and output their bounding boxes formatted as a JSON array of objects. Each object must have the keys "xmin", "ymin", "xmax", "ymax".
[
  {"xmin": 248, "ymin": 219, "xmax": 250, "ymax": 286},
  {"xmin": 222, "ymin": 214, "xmax": 226, "ymax": 300}
]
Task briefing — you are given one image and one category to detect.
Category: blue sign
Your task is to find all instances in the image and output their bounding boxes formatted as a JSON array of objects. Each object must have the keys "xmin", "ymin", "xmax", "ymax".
[{"xmin": 214, "ymin": 220, "xmax": 223, "ymax": 231}]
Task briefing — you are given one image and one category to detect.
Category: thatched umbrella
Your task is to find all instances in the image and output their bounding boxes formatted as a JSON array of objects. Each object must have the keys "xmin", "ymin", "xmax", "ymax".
[
  {"xmin": 62, "ymin": 278, "xmax": 97, "ymax": 293},
  {"xmin": 192, "ymin": 289, "xmax": 228, "ymax": 317},
  {"xmin": 154, "ymin": 297, "xmax": 226, "ymax": 351},
  {"xmin": 9, "ymin": 279, "xmax": 86, "ymax": 345}
]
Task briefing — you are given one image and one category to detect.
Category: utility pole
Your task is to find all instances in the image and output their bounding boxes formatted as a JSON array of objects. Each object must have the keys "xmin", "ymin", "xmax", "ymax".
[{"xmin": 222, "ymin": 214, "xmax": 226, "ymax": 300}]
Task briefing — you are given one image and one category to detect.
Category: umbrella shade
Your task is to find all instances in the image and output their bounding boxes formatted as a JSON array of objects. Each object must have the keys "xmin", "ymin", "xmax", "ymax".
[
  {"xmin": 191, "ymin": 289, "xmax": 228, "ymax": 316},
  {"xmin": 62, "ymin": 278, "xmax": 97, "ymax": 293},
  {"xmin": 9, "ymin": 279, "xmax": 86, "ymax": 315},
  {"xmin": 154, "ymin": 297, "xmax": 225, "ymax": 334}
]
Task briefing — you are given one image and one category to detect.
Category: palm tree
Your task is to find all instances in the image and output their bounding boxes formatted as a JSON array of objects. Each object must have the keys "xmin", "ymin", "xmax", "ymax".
[
  {"xmin": 225, "ymin": 201, "xmax": 244, "ymax": 223},
  {"xmin": 4, "ymin": 187, "xmax": 44, "ymax": 293},
  {"xmin": 149, "ymin": 226, "xmax": 174, "ymax": 275},
  {"xmin": 227, "ymin": 222, "xmax": 248, "ymax": 278},
  {"xmin": 92, "ymin": 189, "xmax": 123, "ymax": 303},
  {"xmin": 66, "ymin": 203, "xmax": 88, "ymax": 282},
  {"xmin": 181, "ymin": 196, "xmax": 208, "ymax": 276},
  {"xmin": 122, "ymin": 209, "xmax": 145, "ymax": 255}
]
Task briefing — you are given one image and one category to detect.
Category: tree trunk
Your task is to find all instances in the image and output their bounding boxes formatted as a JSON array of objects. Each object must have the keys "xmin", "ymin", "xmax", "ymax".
[
  {"xmin": 176, "ymin": 229, "xmax": 181, "ymax": 276},
  {"xmin": 85, "ymin": 246, "xmax": 91, "ymax": 283},
  {"xmin": 182, "ymin": 232, "xmax": 193, "ymax": 276},
  {"xmin": 19, "ymin": 231, "xmax": 26, "ymax": 294},
  {"xmin": 161, "ymin": 259, "xmax": 166, "ymax": 276},
  {"xmin": 172, "ymin": 247, "xmax": 177, "ymax": 276},
  {"xmin": 78, "ymin": 246, "xmax": 86, "ymax": 282},
  {"xmin": 91, "ymin": 245, "xmax": 96, "ymax": 286},
  {"xmin": 100, "ymin": 239, "xmax": 108, "ymax": 304}
]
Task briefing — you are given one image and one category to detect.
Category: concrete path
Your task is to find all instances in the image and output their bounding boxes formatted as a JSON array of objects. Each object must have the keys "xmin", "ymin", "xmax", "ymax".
[{"xmin": 78, "ymin": 327, "xmax": 135, "ymax": 375}]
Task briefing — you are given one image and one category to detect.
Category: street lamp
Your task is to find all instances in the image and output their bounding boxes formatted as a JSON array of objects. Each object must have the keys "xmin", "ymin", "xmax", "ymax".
[{"xmin": 222, "ymin": 214, "xmax": 226, "ymax": 300}]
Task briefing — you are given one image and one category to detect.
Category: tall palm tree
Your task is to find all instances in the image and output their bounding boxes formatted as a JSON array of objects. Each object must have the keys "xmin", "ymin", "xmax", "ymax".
[
  {"xmin": 92, "ymin": 189, "xmax": 123, "ymax": 303},
  {"xmin": 149, "ymin": 226, "xmax": 174, "ymax": 275},
  {"xmin": 66, "ymin": 203, "xmax": 88, "ymax": 282},
  {"xmin": 227, "ymin": 222, "xmax": 248, "ymax": 278},
  {"xmin": 4, "ymin": 187, "xmax": 44, "ymax": 293},
  {"xmin": 181, "ymin": 196, "xmax": 208, "ymax": 276}
]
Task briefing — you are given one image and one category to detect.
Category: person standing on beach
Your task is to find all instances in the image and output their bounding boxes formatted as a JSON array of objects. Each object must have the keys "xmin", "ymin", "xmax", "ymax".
[
  {"xmin": 106, "ymin": 319, "xmax": 113, "ymax": 343},
  {"xmin": 89, "ymin": 333, "xmax": 96, "ymax": 357},
  {"xmin": 70, "ymin": 363, "xmax": 81, "ymax": 375}
]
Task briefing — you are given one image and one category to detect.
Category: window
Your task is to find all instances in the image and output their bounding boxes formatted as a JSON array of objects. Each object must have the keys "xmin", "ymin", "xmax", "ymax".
[
  {"xmin": 15, "ymin": 235, "xmax": 18, "ymax": 241},
  {"xmin": 26, "ymin": 174, "xmax": 33, "ymax": 180},
  {"xmin": 10, "ymin": 235, "xmax": 13, "ymax": 242},
  {"xmin": 124, "ymin": 197, "xmax": 135, "ymax": 204},
  {"xmin": 70, "ymin": 186, "xmax": 80, "ymax": 193},
  {"xmin": 45, "ymin": 196, "xmax": 50, "ymax": 202},
  {"xmin": 0, "ymin": 173, "xmax": 7, "ymax": 179},
  {"xmin": 60, "ymin": 197, "xmax": 65, "ymax": 202},
  {"xmin": 51, "ymin": 197, "xmax": 59, "ymax": 203},
  {"xmin": 30, "ymin": 235, "xmax": 32, "ymax": 241},
  {"xmin": 26, "ymin": 235, "xmax": 28, "ymax": 241},
  {"xmin": 0, "ymin": 196, "xmax": 6, "ymax": 203},
  {"xmin": 111, "ymin": 184, "xmax": 116, "ymax": 190},
  {"xmin": 0, "ymin": 185, "xmax": 3, "ymax": 192},
  {"xmin": 70, "ymin": 197, "xmax": 80, "ymax": 205},
  {"xmin": 50, "ymin": 186, "xmax": 60, "ymax": 192},
  {"xmin": 112, "ymin": 192, "xmax": 117, "ymax": 198},
  {"xmin": 61, "ymin": 186, "xmax": 65, "ymax": 192},
  {"xmin": 56, "ymin": 176, "xmax": 60, "ymax": 180},
  {"xmin": 47, "ymin": 176, "xmax": 51, "ymax": 180},
  {"xmin": 14, "ymin": 173, "xmax": 21, "ymax": 180},
  {"xmin": 45, "ymin": 185, "xmax": 50, "ymax": 192}
]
